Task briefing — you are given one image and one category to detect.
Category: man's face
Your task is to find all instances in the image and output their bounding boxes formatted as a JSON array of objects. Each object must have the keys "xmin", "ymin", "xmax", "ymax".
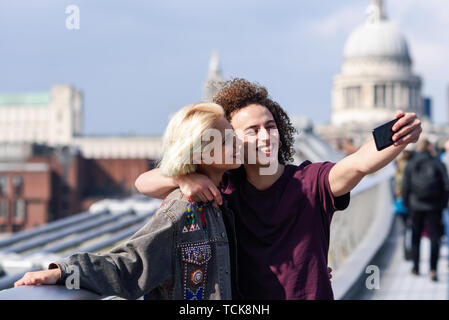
[{"xmin": 230, "ymin": 104, "xmax": 280, "ymax": 166}]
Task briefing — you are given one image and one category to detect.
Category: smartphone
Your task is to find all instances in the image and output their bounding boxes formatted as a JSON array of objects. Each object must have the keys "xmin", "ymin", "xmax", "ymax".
[{"xmin": 372, "ymin": 118, "xmax": 399, "ymax": 151}]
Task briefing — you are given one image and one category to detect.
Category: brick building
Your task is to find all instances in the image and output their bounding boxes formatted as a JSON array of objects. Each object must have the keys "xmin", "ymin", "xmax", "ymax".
[{"xmin": 0, "ymin": 143, "xmax": 156, "ymax": 232}]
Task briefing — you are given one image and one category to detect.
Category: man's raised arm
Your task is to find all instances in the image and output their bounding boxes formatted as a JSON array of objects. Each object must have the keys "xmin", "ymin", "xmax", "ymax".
[{"xmin": 329, "ymin": 111, "xmax": 422, "ymax": 197}]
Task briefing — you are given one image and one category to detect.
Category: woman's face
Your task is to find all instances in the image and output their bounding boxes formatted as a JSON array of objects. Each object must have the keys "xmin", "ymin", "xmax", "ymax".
[
  {"xmin": 200, "ymin": 116, "xmax": 241, "ymax": 171},
  {"xmin": 229, "ymin": 104, "xmax": 280, "ymax": 166}
]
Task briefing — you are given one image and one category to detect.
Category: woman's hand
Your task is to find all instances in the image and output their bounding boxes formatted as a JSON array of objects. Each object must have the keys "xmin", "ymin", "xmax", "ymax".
[
  {"xmin": 14, "ymin": 268, "xmax": 61, "ymax": 287},
  {"xmin": 175, "ymin": 173, "xmax": 222, "ymax": 205}
]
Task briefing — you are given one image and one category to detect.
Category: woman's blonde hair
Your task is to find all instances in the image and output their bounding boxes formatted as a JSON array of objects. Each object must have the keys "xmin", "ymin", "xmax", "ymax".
[{"xmin": 158, "ymin": 102, "xmax": 225, "ymax": 177}]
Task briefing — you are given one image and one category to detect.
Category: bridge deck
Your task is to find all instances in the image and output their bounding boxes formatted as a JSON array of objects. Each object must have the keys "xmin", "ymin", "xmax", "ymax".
[{"xmin": 358, "ymin": 217, "xmax": 448, "ymax": 300}]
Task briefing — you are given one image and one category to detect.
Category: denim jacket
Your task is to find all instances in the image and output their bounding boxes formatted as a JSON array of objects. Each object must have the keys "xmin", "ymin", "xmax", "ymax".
[{"xmin": 49, "ymin": 189, "xmax": 233, "ymax": 300}]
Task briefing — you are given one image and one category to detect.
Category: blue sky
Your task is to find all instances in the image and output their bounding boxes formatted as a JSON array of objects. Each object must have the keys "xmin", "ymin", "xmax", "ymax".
[{"xmin": 1, "ymin": 0, "xmax": 448, "ymax": 136}]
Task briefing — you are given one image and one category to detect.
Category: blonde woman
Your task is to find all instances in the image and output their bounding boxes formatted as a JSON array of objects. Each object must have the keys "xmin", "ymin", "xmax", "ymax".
[{"xmin": 14, "ymin": 102, "xmax": 241, "ymax": 300}]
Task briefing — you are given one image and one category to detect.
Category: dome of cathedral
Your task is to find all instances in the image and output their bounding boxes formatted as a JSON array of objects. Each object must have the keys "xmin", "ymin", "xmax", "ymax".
[
  {"xmin": 343, "ymin": 0, "xmax": 411, "ymax": 64},
  {"xmin": 344, "ymin": 20, "xmax": 410, "ymax": 63}
]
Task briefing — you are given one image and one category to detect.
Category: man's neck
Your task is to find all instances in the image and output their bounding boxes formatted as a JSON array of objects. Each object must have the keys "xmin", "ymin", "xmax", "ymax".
[{"xmin": 244, "ymin": 163, "xmax": 285, "ymax": 191}]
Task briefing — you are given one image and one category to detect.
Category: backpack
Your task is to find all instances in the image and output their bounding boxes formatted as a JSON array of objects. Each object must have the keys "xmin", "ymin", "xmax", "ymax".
[{"xmin": 410, "ymin": 156, "xmax": 444, "ymax": 201}]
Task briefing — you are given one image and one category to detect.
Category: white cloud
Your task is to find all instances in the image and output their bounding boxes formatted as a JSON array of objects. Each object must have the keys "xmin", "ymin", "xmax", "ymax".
[{"xmin": 306, "ymin": 4, "xmax": 365, "ymax": 39}]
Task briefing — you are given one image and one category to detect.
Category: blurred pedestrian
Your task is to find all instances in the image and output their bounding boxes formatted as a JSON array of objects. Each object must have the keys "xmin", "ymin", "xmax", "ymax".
[
  {"xmin": 402, "ymin": 138, "xmax": 449, "ymax": 281},
  {"xmin": 440, "ymin": 140, "xmax": 449, "ymax": 269},
  {"xmin": 393, "ymin": 149, "xmax": 413, "ymax": 259}
]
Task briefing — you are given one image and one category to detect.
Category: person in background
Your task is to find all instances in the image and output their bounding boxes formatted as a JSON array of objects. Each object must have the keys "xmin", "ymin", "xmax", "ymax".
[
  {"xmin": 393, "ymin": 149, "xmax": 413, "ymax": 260},
  {"xmin": 402, "ymin": 138, "xmax": 449, "ymax": 281},
  {"xmin": 440, "ymin": 140, "xmax": 449, "ymax": 270}
]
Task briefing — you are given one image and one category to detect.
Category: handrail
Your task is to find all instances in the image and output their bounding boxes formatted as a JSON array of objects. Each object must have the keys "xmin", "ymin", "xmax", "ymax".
[
  {"xmin": 0, "ymin": 169, "xmax": 394, "ymax": 300},
  {"xmin": 0, "ymin": 268, "xmax": 41, "ymax": 291},
  {"xmin": 0, "ymin": 284, "xmax": 104, "ymax": 300},
  {"xmin": 330, "ymin": 164, "xmax": 395, "ymax": 299}
]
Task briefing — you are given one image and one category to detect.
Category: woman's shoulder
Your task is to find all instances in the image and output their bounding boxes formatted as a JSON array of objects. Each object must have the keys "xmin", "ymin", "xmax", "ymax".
[{"xmin": 155, "ymin": 188, "xmax": 190, "ymax": 222}]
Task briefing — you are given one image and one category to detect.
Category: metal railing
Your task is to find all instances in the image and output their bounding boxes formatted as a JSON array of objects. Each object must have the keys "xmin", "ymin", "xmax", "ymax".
[
  {"xmin": 0, "ymin": 169, "xmax": 393, "ymax": 300},
  {"xmin": 330, "ymin": 164, "xmax": 394, "ymax": 299},
  {"xmin": 0, "ymin": 284, "xmax": 104, "ymax": 300}
]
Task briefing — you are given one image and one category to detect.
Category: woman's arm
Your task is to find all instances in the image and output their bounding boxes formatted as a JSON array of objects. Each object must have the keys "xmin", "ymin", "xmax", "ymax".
[
  {"xmin": 15, "ymin": 212, "xmax": 175, "ymax": 300},
  {"xmin": 135, "ymin": 168, "xmax": 223, "ymax": 205}
]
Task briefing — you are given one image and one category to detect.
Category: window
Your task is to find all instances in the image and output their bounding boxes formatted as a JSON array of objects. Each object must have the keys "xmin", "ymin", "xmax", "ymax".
[
  {"xmin": 344, "ymin": 86, "xmax": 361, "ymax": 108},
  {"xmin": 12, "ymin": 176, "xmax": 23, "ymax": 196},
  {"xmin": 0, "ymin": 177, "xmax": 8, "ymax": 196},
  {"xmin": 0, "ymin": 200, "xmax": 8, "ymax": 219},
  {"xmin": 374, "ymin": 84, "xmax": 386, "ymax": 108},
  {"xmin": 14, "ymin": 200, "xmax": 26, "ymax": 220},
  {"xmin": 390, "ymin": 84, "xmax": 395, "ymax": 108}
]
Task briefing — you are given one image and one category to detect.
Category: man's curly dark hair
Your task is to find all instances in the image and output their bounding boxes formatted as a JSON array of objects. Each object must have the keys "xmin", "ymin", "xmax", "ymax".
[{"xmin": 212, "ymin": 78, "xmax": 296, "ymax": 164}]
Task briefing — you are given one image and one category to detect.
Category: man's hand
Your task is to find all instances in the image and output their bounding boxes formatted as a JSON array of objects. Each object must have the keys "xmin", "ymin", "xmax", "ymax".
[
  {"xmin": 14, "ymin": 269, "xmax": 61, "ymax": 287},
  {"xmin": 176, "ymin": 173, "xmax": 223, "ymax": 205},
  {"xmin": 329, "ymin": 111, "xmax": 422, "ymax": 197},
  {"xmin": 391, "ymin": 111, "xmax": 421, "ymax": 146},
  {"xmin": 135, "ymin": 168, "xmax": 223, "ymax": 205}
]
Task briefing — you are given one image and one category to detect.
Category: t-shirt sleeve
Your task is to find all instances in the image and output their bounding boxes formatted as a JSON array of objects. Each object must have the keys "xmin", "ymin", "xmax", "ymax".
[{"xmin": 317, "ymin": 162, "xmax": 350, "ymax": 214}]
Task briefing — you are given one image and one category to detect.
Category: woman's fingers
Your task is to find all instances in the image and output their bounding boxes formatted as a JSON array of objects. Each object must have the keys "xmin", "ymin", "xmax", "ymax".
[
  {"xmin": 14, "ymin": 279, "xmax": 25, "ymax": 287},
  {"xmin": 14, "ymin": 270, "xmax": 60, "ymax": 287}
]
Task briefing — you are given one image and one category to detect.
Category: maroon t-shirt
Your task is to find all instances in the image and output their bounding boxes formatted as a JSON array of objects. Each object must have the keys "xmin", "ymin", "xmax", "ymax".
[{"xmin": 220, "ymin": 161, "xmax": 350, "ymax": 300}]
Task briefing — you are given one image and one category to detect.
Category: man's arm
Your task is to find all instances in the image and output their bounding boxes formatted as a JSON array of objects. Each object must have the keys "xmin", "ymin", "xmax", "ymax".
[
  {"xmin": 135, "ymin": 168, "xmax": 223, "ymax": 204},
  {"xmin": 135, "ymin": 168, "xmax": 179, "ymax": 199},
  {"xmin": 329, "ymin": 111, "xmax": 422, "ymax": 197}
]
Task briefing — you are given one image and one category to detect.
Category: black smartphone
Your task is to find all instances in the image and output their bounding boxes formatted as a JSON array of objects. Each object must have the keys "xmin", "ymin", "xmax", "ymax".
[{"xmin": 372, "ymin": 118, "xmax": 399, "ymax": 151}]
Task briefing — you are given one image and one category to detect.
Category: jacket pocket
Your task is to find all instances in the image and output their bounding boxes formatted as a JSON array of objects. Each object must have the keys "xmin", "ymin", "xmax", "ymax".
[{"xmin": 179, "ymin": 241, "xmax": 212, "ymax": 300}]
